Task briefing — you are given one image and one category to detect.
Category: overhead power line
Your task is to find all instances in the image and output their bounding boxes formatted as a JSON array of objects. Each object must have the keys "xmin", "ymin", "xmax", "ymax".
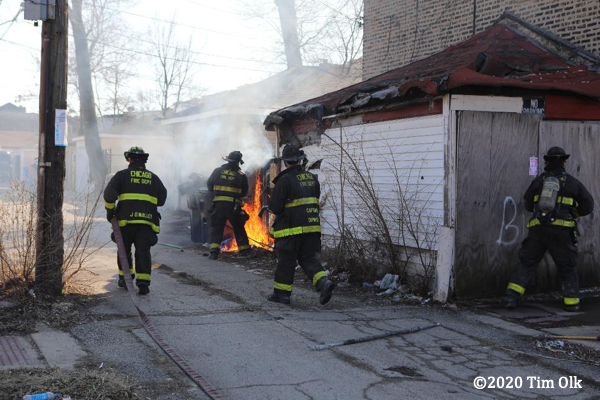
[
  {"xmin": 80, "ymin": 30, "xmax": 286, "ymax": 66},
  {"xmin": 81, "ymin": 0, "xmax": 273, "ymax": 42},
  {"xmin": 0, "ymin": 36, "xmax": 283, "ymax": 74},
  {"xmin": 0, "ymin": 6, "xmax": 22, "ymax": 41}
]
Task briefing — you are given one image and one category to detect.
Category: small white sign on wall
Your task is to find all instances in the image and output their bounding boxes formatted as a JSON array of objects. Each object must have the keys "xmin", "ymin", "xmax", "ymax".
[
  {"xmin": 529, "ymin": 156, "xmax": 538, "ymax": 176},
  {"xmin": 55, "ymin": 109, "xmax": 68, "ymax": 147}
]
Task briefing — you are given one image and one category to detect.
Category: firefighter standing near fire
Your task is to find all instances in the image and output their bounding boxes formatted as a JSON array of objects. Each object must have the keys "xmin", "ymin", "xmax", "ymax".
[
  {"xmin": 267, "ymin": 144, "xmax": 335, "ymax": 305},
  {"xmin": 104, "ymin": 147, "xmax": 168, "ymax": 295},
  {"xmin": 207, "ymin": 151, "xmax": 251, "ymax": 259},
  {"xmin": 506, "ymin": 147, "xmax": 594, "ymax": 311}
]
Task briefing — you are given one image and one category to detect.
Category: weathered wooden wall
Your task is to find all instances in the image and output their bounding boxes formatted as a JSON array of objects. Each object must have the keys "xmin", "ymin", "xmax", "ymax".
[
  {"xmin": 455, "ymin": 111, "xmax": 541, "ymax": 297},
  {"xmin": 456, "ymin": 113, "xmax": 600, "ymax": 298},
  {"xmin": 538, "ymin": 121, "xmax": 600, "ymax": 289}
]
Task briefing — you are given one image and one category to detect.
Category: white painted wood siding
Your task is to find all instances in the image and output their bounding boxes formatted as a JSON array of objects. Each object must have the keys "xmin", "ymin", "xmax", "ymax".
[{"xmin": 305, "ymin": 115, "xmax": 445, "ymax": 249}]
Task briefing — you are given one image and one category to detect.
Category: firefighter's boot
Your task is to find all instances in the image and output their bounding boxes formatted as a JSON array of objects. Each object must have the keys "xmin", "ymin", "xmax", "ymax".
[
  {"xmin": 564, "ymin": 304, "xmax": 580, "ymax": 312},
  {"xmin": 316, "ymin": 277, "xmax": 335, "ymax": 305},
  {"xmin": 118, "ymin": 277, "xmax": 126, "ymax": 289},
  {"xmin": 138, "ymin": 284, "xmax": 150, "ymax": 295},
  {"xmin": 505, "ymin": 290, "xmax": 520, "ymax": 309},
  {"xmin": 208, "ymin": 251, "xmax": 219, "ymax": 260},
  {"xmin": 267, "ymin": 291, "xmax": 291, "ymax": 305}
]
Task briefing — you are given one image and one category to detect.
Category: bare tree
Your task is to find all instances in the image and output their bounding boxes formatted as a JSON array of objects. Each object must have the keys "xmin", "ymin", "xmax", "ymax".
[
  {"xmin": 148, "ymin": 18, "xmax": 200, "ymax": 116},
  {"xmin": 241, "ymin": 0, "xmax": 363, "ymax": 75},
  {"xmin": 101, "ymin": 49, "xmax": 135, "ymax": 116},
  {"xmin": 274, "ymin": 0, "xmax": 303, "ymax": 68},
  {"xmin": 70, "ymin": 0, "xmax": 107, "ymax": 186}
]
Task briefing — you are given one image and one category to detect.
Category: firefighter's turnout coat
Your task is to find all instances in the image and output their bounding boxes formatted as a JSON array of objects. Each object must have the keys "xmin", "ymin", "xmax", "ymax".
[
  {"xmin": 104, "ymin": 162, "xmax": 168, "ymax": 233},
  {"xmin": 207, "ymin": 163, "xmax": 249, "ymax": 202},
  {"xmin": 268, "ymin": 164, "xmax": 327, "ymax": 294},
  {"xmin": 207, "ymin": 163, "xmax": 250, "ymax": 253},
  {"xmin": 507, "ymin": 166, "xmax": 594, "ymax": 306},
  {"xmin": 268, "ymin": 164, "xmax": 322, "ymax": 240}
]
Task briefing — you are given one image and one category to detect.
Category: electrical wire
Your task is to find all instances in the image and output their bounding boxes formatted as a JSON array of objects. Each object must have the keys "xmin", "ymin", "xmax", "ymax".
[
  {"xmin": 81, "ymin": 0, "xmax": 273, "ymax": 42},
  {"xmin": 73, "ymin": 30, "xmax": 287, "ymax": 66},
  {"xmin": 0, "ymin": 6, "xmax": 22, "ymax": 40},
  {"xmin": 0, "ymin": 35, "xmax": 283, "ymax": 74}
]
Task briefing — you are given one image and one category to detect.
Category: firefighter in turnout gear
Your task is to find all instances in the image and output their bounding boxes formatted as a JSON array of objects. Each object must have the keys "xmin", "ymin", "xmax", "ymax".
[
  {"xmin": 207, "ymin": 151, "xmax": 251, "ymax": 259},
  {"xmin": 506, "ymin": 147, "xmax": 594, "ymax": 311},
  {"xmin": 267, "ymin": 144, "xmax": 335, "ymax": 305},
  {"xmin": 104, "ymin": 147, "xmax": 168, "ymax": 295}
]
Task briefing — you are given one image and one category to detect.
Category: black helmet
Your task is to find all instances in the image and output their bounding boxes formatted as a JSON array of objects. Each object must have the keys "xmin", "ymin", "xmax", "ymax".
[
  {"xmin": 124, "ymin": 146, "xmax": 149, "ymax": 161},
  {"xmin": 543, "ymin": 146, "xmax": 570, "ymax": 162},
  {"xmin": 281, "ymin": 144, "xmax": 306, "ymax": 162},
  {"xmin": 223, "ymin": 151, "xmax": 244, "ymax": 165}
]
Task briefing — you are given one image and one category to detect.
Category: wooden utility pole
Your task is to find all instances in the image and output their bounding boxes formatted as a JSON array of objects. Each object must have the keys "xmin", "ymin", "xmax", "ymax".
[{"xmin": 35, "ymin": 0, "xmax": 68, "ymax": 296}]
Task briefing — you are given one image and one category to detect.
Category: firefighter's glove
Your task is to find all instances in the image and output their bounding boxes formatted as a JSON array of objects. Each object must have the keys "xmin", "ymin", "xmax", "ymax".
[
  {"xmin": 241, "ymin": 210, "xmax": 250, "ymax": 222},
  {"xmin": 106, "ymin": 209, "xmax": 115, "ymax": 222}
]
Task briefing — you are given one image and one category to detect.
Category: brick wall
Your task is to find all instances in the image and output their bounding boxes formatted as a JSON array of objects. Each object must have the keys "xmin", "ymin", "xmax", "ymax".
[{"xmin": 364, "ymin": 0, "xmax": 600, "ymax": 79}]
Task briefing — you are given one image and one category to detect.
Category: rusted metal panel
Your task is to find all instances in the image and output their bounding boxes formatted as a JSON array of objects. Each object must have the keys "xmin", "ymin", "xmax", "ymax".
[
  {"xmin": 266, "ymin": 22, "xmax": 600, "ymax": 130},
  {"xmin": 545, "ymin": 95, "xmax": 600, "ymax": 121}
]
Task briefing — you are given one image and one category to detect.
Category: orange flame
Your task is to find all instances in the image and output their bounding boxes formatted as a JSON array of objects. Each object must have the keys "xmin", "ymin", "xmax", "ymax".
[{"xmin": 221, "ymin": 173, "xmax": 274, "ymax": 252}]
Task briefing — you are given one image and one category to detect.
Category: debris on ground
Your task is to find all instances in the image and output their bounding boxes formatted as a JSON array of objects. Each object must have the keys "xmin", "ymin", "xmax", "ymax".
[
  {"xmin": 378, "ymin": 274, "xmax": 399, "ymax": 290},
  {"xmin": 0, "ymin": 366, "xmax": 142, "ymax": 399},
  {"xmin": 535, "ymin": 337, "xmax": 600, "ymax": 366}
]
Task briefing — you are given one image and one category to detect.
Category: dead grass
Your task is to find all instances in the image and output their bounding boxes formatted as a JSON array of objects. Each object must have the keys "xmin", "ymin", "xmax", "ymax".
[
  {"xmin": 0, "ymin": 291, "xmax": 106, "ymax": 335},
  {"xmin": 0, "ymin": 366, "xmax": 142, "ymax": 399}
]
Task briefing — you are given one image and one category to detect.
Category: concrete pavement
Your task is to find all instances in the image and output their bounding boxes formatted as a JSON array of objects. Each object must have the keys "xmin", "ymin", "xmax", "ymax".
[
  {"xmin": 68, "ymin": 215, "xmax": 600, "ymax": 399},
  {"xmin": 4, "ymin": 214, "xmax": 600, "ymax": 399}
]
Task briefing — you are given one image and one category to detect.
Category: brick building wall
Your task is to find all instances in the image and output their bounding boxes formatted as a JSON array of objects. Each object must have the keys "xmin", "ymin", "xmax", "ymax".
[{"xmin": 364, "ymin": 0, "xmax": 600, "ymax": 79}]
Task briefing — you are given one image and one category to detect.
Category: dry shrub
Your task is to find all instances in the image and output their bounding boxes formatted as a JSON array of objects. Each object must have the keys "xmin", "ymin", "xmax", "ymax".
[
  {"xmin": 0, "ymin": 367, "xmax": 141, "ymax": 399},
  {"xmin": 0, "ymin": 181, "xmax": 37, "ymax": 288},
  {"xmin": 0, "ymin": 181, "xmax": 105, "ymax": 293},
  {"xmin": 319, "ymin": 129, "xmax": 441, "ymax": 294}
]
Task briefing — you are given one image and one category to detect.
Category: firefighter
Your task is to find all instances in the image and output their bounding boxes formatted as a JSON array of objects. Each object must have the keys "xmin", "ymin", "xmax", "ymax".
[
  {"xmin": 267, "ymin": 144, "xmax": 335, "ymax": 305},
  {"xmin": 104, "ymin": 146, "xmax": 168, "ymax": 295},
  {"xmin": 506, "ymin": 147, "xmax": 594, "ymax": 311},
  {"xmin": 207, "ymin": 151, "xmax": 251, "ymax": 259}
]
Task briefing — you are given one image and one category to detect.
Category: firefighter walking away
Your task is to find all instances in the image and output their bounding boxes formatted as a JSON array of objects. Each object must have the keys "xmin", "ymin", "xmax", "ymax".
[
  {"xmin": 207, "ymin": 151, "xmax": 251, "ymax": 259},
  {"xmin": 104, "ymin": 147, "xmax": 168, "ymax": 295},
  {"xmin": 267, "ymin": 144, "xmax": 335, "ymax": 305},
  {"xmin": 505, "ymin": 147, "xmax": 594, "ymax": 311}
]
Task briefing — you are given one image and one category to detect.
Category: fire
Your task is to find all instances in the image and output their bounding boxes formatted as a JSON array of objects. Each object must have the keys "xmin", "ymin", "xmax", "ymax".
[{"xmin": 221, "ymin": 172, "xmax": 274, "ymax": 252}]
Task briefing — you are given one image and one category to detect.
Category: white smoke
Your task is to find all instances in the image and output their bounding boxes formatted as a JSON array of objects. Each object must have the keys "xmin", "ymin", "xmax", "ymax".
[{"xmin": 178, "ymin": 113, "xmax": 274, "ymax": 178}]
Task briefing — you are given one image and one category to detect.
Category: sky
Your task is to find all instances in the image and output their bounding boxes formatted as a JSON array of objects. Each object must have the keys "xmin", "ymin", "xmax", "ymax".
[{"xmin": 0, "ymin": 0, "xmax": 288, "ymax": 113}]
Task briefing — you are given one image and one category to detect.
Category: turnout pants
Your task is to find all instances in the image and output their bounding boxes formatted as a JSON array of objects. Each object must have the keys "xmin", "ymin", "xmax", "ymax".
[
  {"xmin": 507, "ymin": 226, "xmax": 580, "ymax": 306},
  {"xmin": 273, "ymin": 233, "xmax": 327, "ymax": 296},
  {"xmin": 209, "ymin": 201, "xmax": 250, "ymax": 253},
  {"xmin": 117, "ymin": 225, "xmax": 158, "ymax": 287}
]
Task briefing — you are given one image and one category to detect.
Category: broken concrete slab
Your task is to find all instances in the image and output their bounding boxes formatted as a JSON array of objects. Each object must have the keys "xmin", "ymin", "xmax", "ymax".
[{"xmin": 30, "ymin": 324, "xmax": 88, "ymax": 369}]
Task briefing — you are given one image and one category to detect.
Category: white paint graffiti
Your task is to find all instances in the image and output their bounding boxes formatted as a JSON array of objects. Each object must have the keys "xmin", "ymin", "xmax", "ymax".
[{"xmin": 497, "ymin": 196, "xmax": 520, "ymax": 246}]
